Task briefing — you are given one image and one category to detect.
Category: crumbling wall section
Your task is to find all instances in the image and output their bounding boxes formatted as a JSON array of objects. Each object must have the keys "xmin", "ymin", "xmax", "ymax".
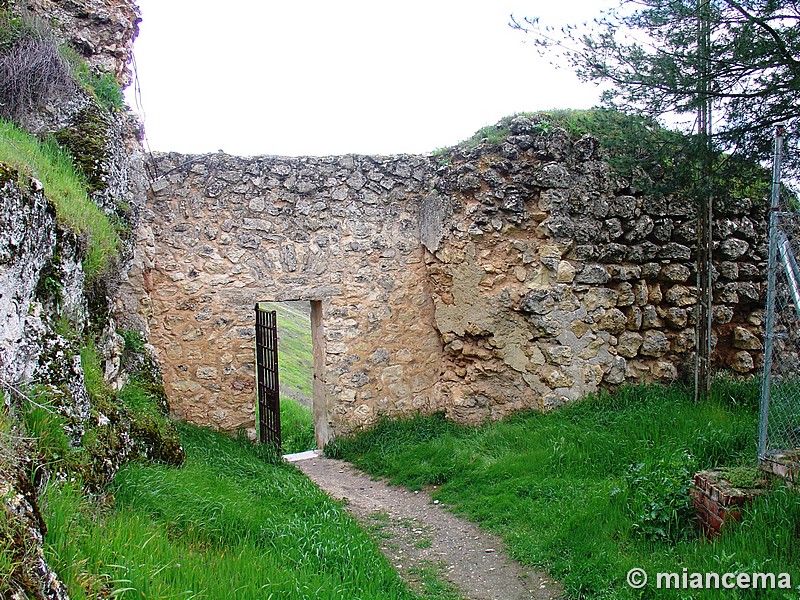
[
  {"xmin": 146, "ymin": 120, "xmax": 768, "ymax": 435},
  {"xmin": 428, "ymin": 116, "xmax": 767, "ymax": 421}
]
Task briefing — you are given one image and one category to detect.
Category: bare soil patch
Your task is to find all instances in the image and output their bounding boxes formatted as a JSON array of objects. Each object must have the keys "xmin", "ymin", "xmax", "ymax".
[{"xmin": 293, "ymin": 454, "xmax": 562, "ymax": 600}]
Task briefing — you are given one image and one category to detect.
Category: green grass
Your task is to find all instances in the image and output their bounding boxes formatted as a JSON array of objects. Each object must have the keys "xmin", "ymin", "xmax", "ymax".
[
  {"xmin": 327, "ymin": 380, "xmax": 800, "ymax": 599},
  {"xmin": 281, "ymin": 393, "xmax": 316, "ymax": 453},
  {"xmin": 43, "ymin": 423, "xmax": 420, "ymax": 599},
  {"xmin": 259, "ymin": 301, "xmax": 316, "ymax": 453},
  {"xmin": 260, "ymin": 301, "xmax": 314, "ymax": 402},
  {"xmin": 0, "ymin": 119, "xmax": 119, "ymax": 278},
  {"xmin": 62, "ymin": 45, "xmax": 124, "ymax": 112}
]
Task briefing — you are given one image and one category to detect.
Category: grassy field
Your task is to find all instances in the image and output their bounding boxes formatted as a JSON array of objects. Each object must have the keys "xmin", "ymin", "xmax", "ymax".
[
  {"xmin": 327, "ymin": 379, "xmax": 800, "ymax": 599},
  {"xmin": 259, "ymin": 301, "xmax": 316, "ymax": 453},
  {"xmin": 44, "ymin": 423, "xmax": 420, "ymax": 599}
]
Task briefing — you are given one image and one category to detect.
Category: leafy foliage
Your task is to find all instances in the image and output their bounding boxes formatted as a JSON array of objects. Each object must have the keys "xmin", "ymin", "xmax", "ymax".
[
  {"xmin": 514, "ymin": 0, "xmax": 800, "ymax": 176},
  {"xmin": 620, "ymin": 451, "xmax": 697, "ymax": 543}
]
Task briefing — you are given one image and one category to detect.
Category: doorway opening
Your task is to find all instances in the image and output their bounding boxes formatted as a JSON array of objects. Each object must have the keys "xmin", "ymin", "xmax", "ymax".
[{"xmin": 256, "ymin": 300, "xmax": 328, "ymax": 453}]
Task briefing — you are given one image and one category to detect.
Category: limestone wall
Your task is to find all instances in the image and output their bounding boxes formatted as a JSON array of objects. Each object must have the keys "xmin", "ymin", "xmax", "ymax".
[
  {"xmin": 146, "ymin": 153, "xmax": 443, "ymax": 440},
  {"xmin": 427, "ymin": 115, "xmax": 766, "ymax": 421},
  {"xmin": 145, "ymin": 118, "xmax": 768, "ymax": 438}
]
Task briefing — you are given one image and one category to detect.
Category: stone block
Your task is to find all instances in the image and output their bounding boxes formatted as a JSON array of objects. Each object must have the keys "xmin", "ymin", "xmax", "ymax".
[
  {"xmin": 729, "ymin": 351, "xmax": 754, "ymax": 373},
  {"xmin": 542, "ymin": 344, "xmax": 574, "ymax": 366},
  {"xmin": 556, "ymin": 261, "xmax": 576, "ymax": 283},
  {"xmin": 665, "ymin": 285, "xmax": 696, "ymax": 306},
  {"xmin": 733, "ymin": 326, "xmax": 762, "ymax": 350},
  {"xmin": 604, "ymin": 356, "xmax": 627, "ymax": 384},
  {"xmin": 719, "ymin": 237, "xmax": 750, "ymax": 260},
  {"xmin": 642, "ymin": 305, "xmax": 663, "ymax": 329},
  {"xmin": 616, "ymin": 331, "xmax": 643, "ymax": 358},
  {"xmin": 598, "ymin": 308, "xmax": 628, "ymax": 335},
  {"xmin": 196, "ymin": 366, "xmax": 219, "ymax": 380},
  {"xmin": 575, "ymin": 264, "xmax": 610, "ymax": 284},
  {"xmin": 640, "ymin": 330, "xmax": 669, "ymax": 357},
  {"xmin": 583, "ymin": 287, "xmax": 618, "ymax": 310},
  {"xmin": 661, "ymin": 263, "xmax": 691, "ymax": 282},
  {"xmin": 664, "ymin": 307, "xmax": 688, "ymax": 328},
  {"xmin": 540, "ymin": 366, "xmax": 575, "ymax": 389}
]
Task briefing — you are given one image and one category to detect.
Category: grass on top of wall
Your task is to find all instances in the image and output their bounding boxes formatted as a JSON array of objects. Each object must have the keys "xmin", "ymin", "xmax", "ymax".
[
  {"xmin": 326, "ymin": 379, "xmax": 800, "ymax": 599},
  {"xmin": 0, "ymin": 119, "xmax": 119, "ymax": 278},
  {"xmin": 44, "ymin": 423, "xmax": 417, "ymax": 599}
]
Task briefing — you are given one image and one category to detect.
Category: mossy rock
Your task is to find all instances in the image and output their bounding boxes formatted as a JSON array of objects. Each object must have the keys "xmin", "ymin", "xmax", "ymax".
[
  {"xmin": 54, "ymin": 103, "xmax": 112, "ymax": 195},
  {"xmin": 0, "ymin": 161, "xmax": 18, "ymax": 185},
  {"xmin": 128, "ymin": 410, "xmax": 185, "ymax": 466}
]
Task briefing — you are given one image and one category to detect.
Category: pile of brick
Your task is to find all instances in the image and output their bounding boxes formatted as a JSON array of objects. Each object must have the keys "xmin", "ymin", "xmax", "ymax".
[{"xmin": 691, "ymin": 470, "xmax": 768, "ymax": 538}]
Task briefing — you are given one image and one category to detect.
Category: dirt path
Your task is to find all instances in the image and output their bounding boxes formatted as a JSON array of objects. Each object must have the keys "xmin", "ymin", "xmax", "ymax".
[{"xmin": 292, "ymin": 453, "xmax": 562, "ymax": 600}]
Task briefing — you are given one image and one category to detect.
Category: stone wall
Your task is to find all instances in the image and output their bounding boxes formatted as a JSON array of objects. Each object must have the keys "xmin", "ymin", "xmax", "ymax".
[
  {"xmin": 427, "ymin": 115, "xmax": 767, "ymax": 421},
  {"xmin": 145, "ymin": 117, "xmax": 768, "ymax": 438},
  {"xmin": 146, "ymin": 153, "xmax": 443, "ymax": 441}
]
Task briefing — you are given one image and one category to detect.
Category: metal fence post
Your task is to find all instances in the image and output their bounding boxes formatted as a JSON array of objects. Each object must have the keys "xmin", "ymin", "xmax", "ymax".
[{"xmin": 758, "ymin": 126, "xmax": 785, "ymax": 461}]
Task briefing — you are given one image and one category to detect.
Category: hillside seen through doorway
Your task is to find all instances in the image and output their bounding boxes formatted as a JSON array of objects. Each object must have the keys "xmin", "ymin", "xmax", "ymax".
[{"xmin": 259, "ymin": 301, "xmax": 317, "ymax": 453}]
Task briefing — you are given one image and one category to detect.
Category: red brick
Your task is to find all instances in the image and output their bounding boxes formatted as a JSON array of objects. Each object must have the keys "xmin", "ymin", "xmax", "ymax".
[{"xmin": 706, "ymin": 509, "xmax": 724, "ymax": 532}]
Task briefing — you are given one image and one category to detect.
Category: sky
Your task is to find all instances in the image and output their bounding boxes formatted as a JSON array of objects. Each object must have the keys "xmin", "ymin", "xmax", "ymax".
[{"xmin": 126, "ymin": 1, "xmax": 612, "ymax": 158}]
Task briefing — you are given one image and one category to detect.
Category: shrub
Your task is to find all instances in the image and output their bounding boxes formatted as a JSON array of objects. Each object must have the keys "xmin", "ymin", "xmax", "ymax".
[
  {"xmin": 620, "ymin": 450, "xmax": 698, "ymax": 543},
  {"xmin": 0, "ymin": 12, "xmax": 76, "ymax": 123}
]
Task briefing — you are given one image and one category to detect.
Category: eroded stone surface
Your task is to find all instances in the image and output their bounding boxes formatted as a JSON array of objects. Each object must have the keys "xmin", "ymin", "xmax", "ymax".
[{"xmin": 146, "ymin": 128, "xmax": 768, "ymax": 436}]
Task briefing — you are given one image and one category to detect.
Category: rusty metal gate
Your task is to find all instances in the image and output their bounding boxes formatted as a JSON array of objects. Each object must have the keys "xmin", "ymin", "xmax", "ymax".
[{"xmin": 255, "ymin": 305, "xmax": 281, "ymax": 450}]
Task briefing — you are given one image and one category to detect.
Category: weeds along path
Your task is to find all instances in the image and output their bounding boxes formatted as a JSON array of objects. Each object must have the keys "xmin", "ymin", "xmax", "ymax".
[{"xmin": 294, "ymin": 454, "xmax": 562, "ymax": 600}]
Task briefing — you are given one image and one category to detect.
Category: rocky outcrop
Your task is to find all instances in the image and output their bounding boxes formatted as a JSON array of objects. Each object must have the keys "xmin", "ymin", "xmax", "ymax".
[
  {"xmin": 0, "ymin": 167, "xmax": 57, "ymax": 386},
  {"xmin": 22, "ymin": 0, "xmax": 141, "ymax": 86},
  {"xmin": 0, "ymin": 1, "xmax": 174, "ymax": 597}
]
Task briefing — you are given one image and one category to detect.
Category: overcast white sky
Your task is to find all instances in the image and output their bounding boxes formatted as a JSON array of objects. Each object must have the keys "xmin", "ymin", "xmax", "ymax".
[{"xmin": 126, "ymin": 1, "xmax": 612, "ymax": 157}]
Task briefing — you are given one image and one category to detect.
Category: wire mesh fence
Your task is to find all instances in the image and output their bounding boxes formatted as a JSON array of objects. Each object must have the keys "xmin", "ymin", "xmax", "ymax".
[{"xmin": 758, "ymin": 129, "xmax": 800, "ymax": 464}]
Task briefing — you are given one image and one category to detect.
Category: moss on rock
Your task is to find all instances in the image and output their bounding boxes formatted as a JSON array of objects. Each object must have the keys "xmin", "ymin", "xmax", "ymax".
[{"xmin": 54, "ymin": 103, "xmax": 112, "ymax": 195}]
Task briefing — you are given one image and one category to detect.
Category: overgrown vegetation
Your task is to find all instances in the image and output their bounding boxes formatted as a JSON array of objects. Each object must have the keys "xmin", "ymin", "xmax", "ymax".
[
  {"xmin": 0, "ymin": 10, "xmax": 124, "ymax": 118},
  {"xmin": 0, "ymin": 119, "xmax": 120, "ymax": 278},
  {"xmin": 0, "ymin": 9, "xmax": 126, "ymax": 278},
  {"xmin": 43, "ymin": 423, "xmax": 420, "ymax": 599},
  {"xmin": 0, "ymin": 11, "xmax": 75, "ymax": 124},
  {"xmin": 453, "ymin": 109, "xmax": 771, "ymax": 200},
  {"xmin": 327, "ymin": 379, "xmax": 800, "ymax": 598},
  {"xmin": 61, "ymin": 45, "xmax": 123, "ymax": 112},
  {"xmin": 19, "ymin": 336, "xmax": 183, "ymax": 496}
]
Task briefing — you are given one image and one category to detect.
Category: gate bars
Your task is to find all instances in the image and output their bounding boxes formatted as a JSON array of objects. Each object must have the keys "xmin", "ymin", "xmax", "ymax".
[{"xmin": 255, "ymin": 305, "xmax": 281, "ymax": 450}]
